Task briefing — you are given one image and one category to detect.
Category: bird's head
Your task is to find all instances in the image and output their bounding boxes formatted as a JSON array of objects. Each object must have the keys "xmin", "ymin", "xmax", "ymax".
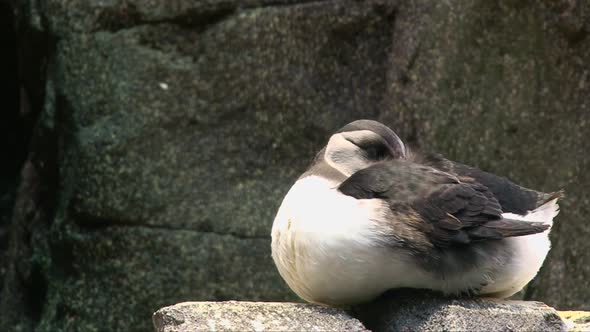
[{"xmin": 323, "ymin": 119, "xmax": 406, "ymax": 177}]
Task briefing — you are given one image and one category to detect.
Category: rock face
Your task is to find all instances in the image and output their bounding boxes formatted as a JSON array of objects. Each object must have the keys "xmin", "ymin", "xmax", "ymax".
[
  {"xmin": 153, "ymin": 301, "xmax": 368, "ymax": 332},
  {"xmin": 0, "ymin": 1, "xmax": 25, "ymax": 304},
  {"xmin": 4, "ymin": 1, "xmax": 395, "ymax": 331},
  {"xmin": 2, "ymin": 0, "xmax": 590, "ymax": 331}
]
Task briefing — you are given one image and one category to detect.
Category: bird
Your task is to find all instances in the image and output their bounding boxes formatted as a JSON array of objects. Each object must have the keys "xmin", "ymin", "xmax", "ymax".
[{"xmin": 271, "ymin": 119, "xmax": 562, "ymax": 306}]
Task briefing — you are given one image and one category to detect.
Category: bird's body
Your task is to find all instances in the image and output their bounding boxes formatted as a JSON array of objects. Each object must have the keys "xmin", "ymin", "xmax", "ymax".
[{"xmin": 271, "ymin": 120, "xmax": 561, "ymax": 306}]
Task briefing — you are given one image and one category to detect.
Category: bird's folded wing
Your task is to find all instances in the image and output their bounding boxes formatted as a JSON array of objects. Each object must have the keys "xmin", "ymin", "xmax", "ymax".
[
  {"xmin": 338, "ymin": 161, "xmax": 549, "ymax": 249},
  {"xmin": 410, "ymin": 151, "xmax": 561, "ymax": 215}
]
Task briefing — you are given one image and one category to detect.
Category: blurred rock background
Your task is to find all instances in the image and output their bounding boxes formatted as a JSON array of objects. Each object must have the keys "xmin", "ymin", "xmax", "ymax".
[{"xmin": 0, "ymin": 0, "xmax": 588, "ymax": 331}]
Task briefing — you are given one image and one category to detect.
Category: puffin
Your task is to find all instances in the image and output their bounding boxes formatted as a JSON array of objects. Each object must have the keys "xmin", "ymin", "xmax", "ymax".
[{"xmin": 271, "ymin": 119, "xmax": 561, "ymax": 306}]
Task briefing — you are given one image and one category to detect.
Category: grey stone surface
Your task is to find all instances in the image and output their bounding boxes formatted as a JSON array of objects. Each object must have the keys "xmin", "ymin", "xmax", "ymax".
[
  {"xmin": 2, "ymin": 0, "xmax": 590, "ymax": 331},
  {"xmin": 153, "ymin": 301, "xmax": 368, "ymax": 332},
  {"xmin": 352, "ymin": 290, "xmax": 567, "ymax": 332}
]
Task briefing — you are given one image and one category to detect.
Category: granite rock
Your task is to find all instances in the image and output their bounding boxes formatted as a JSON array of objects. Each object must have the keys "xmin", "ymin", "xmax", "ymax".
[
  {"xmin": 352, "ymin": 290, "xmax": 567, "ymax": 332},
  {"xmin": 153, "ymin": 301, "xmax": 368, "ymax": 332},
  {"xmin": 152, "ymin": 295, "xmax": 569, "ymax": 332}
]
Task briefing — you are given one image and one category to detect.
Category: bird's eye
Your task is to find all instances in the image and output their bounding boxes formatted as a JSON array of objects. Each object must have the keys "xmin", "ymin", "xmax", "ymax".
[
  {"xmin": 364, "ymin": 145, "xmax": 389, "ymax": 161},
  {"xmin": 342, "ymin": 133, "xmax": 393, "ymax": 161}
]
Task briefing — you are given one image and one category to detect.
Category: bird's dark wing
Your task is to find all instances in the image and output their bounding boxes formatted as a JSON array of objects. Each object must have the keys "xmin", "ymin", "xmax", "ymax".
[
  {"xmin": 338, "ymin": 160, "xmax": 549, "ymax": 248},
  {"xmin": 410, "ymin": 152, "xmax": 562, "ymax": 214}
]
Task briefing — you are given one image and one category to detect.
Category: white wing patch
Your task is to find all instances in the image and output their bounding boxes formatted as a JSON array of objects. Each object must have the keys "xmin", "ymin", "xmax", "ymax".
[{"xmin": 481, "ymin": 198, "xmax": 559, "ymax": 297}]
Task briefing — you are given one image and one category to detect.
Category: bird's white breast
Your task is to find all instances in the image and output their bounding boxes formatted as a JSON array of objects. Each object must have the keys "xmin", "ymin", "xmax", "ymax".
[{"xmin": 271, "ymin": 175, "xmax": 430, "ymax": 305}]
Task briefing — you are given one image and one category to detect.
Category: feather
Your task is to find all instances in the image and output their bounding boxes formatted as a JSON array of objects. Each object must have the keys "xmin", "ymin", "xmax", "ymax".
[{"xmin": 339, "ymin": 160, "xmax": 552, "ymax": 249}]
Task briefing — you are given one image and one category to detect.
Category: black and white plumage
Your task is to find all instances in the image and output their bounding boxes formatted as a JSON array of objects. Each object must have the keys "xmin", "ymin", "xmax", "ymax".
[{"xmin": 271, "ymin": 119, "xmax": 562, "ymax": 306}]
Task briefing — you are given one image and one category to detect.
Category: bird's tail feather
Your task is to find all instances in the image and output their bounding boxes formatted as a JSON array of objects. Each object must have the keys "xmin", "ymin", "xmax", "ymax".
[{"xmin": 490, "ymin": 218, "xmax": 550, "ymax": 237}]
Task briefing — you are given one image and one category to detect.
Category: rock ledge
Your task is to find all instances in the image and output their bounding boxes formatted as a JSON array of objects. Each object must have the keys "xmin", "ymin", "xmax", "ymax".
[
  {"xmin": 352, "ymin": 290, "xmax": 567, "ymax": 332},
  {"xmin": 154, "ymin": 293, "xmax": 570, "ymax": 332},
  {"xmin": 152, "ymin": 301, "xmax": 368, "ymax": 332}
]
